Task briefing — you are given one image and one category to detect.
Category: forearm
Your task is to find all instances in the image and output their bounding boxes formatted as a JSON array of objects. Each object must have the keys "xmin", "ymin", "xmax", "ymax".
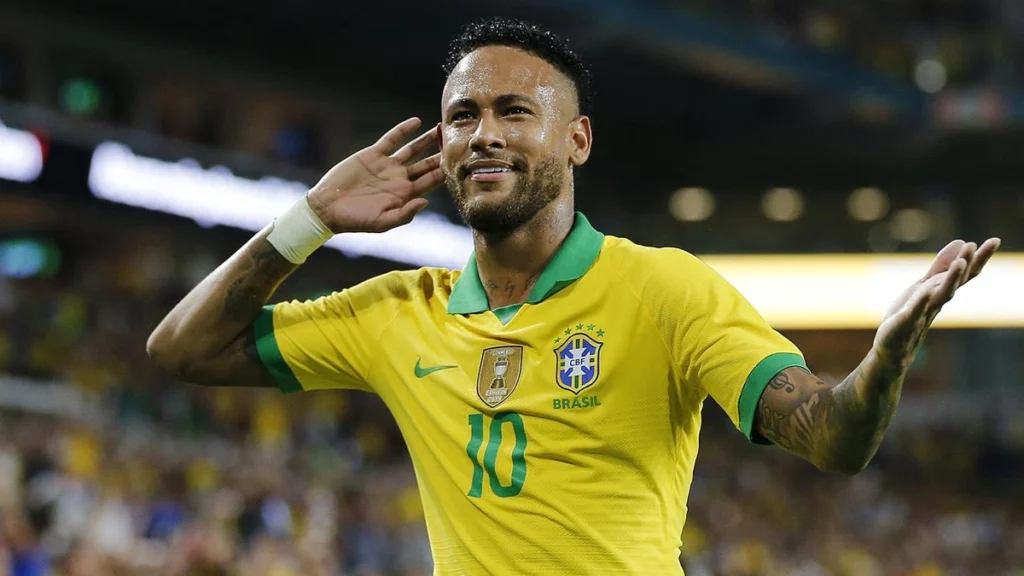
[
  {"xmin": 756, "ymin": 347, "xmax": 907, "ymax": 474},
  {"xmin": 146, "ymin": 227, "xmax": 297, "ymax": 378},
  {"xmin": 816, "ymin": 346, "xmax": 906, "ymax": 473}
]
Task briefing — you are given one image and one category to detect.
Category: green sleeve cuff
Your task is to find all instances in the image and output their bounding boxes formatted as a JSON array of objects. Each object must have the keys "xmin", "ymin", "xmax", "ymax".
[
  {"xmin": 738, "ymin": 352, "xmax": 807, "ymax": 444},
  {"xmin": 253, "ymin": 305, "xmax": 304, "ymax": 395}
]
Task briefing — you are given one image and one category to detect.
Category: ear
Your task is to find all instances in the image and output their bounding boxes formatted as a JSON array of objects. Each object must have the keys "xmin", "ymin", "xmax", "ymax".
[
  {"xmin": 568, "ymin": 115, "xmax": 592, "ymax": 167},
  {"xmin": 436, "ymin": 123, "xmax": 443, "ymax": 150}
]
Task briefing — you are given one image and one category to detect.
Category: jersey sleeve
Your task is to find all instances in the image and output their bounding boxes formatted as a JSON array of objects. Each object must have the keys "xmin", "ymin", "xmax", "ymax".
[
  {"xmin": 251, "ymin": 275, "xmax": 400, "ymax": 395},
  {"xmin": 640, "ymin": 248, "xmax": 807, "ymax": 442}
]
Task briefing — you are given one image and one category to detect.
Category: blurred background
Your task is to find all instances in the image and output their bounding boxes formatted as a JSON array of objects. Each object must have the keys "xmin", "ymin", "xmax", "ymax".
[{"xmin": 0, "ymin": 0, "xmax": 1023, "ymax": 574}]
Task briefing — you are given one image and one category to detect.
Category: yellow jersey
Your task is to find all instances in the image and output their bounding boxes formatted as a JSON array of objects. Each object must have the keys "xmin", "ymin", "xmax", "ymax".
[{"xmin": 254, "ymin": 213, "xmax": 805, "ymax": 575}]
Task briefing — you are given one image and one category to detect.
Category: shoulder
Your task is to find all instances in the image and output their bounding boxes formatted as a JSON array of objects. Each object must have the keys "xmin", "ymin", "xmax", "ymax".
[
  {"xmin": 598, "ymin": 235, "xmax": 719, "ymax": 291},
  {"xmin": 343, "ymin": 267, "xmax": 456, "ymax": 303},
  {"xmin": 278, "ymin": 267, "xmax": 456, "ymax": 318}
]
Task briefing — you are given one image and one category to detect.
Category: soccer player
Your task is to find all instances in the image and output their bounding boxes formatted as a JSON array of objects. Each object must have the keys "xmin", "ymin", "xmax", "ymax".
[{"xmin": 147, "ymin": 17, "xmax": 1000, "ymax": 575}]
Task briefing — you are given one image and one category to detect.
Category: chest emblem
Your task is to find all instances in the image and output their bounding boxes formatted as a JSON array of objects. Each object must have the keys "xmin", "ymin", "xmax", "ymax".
[
  {"xmin": 554, "ymin": 327, "xmax": 604, "ymax": 395},
  {"xmin": 476, "ymin": 345, "xmax": 524, "ymax": 408}
]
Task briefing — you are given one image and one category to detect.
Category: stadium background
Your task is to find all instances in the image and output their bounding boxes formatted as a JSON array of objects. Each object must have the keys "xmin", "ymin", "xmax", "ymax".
[{"xmin": 0, "ymin": 0, "xmax": 1023, "ymax": 574}]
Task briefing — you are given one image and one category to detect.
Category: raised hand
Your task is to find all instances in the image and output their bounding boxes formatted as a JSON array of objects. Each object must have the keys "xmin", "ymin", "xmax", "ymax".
[
  {"xmin": 306, "ymin": 117, "xmax": 444, "ymax": 233},
  {"xmin": 874, "ymin": 237, "xmax": 1001, "ymax": 368}
]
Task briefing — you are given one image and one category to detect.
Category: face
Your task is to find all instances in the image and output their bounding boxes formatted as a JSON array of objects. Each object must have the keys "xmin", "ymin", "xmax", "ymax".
[{"xmin": 441, "ymin": 45, "xmax": 592, "ymax": 235}]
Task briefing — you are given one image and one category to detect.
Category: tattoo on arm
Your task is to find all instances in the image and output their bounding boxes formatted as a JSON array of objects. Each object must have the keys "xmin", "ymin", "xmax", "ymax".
[
  {"xmin": 190, "ymin": 238, "xmax": 292, "ymax": 387},
  {"xmin": 149, "ymin": 230, "xmax": 297, "ymax": 387},
  {"xmin": 180, "ymin": 328, "xmax": 277, "ymax": 388},
  {"xmin": 756, "ymin": 368, "xmax": 837, "ymax": 455},
  {"xmin": 223, "ymin": 240, "xmax": 295, "ymax": 323},
  {"xmin": 754, "ymin": 366, "xmax": 877, "ymax": 472},
  {"xmin": 240, "ymin": 326, "xmax": 263, "ymax": 365},
  {"xmin": 188, "ymin": 240, "xmax": 293, "ymax": 388}
]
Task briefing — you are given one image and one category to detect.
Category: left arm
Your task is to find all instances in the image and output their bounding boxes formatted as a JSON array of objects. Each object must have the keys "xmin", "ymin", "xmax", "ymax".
[{"xmin": 755, "ymin": 237, "xmax": 1001, "ymax": 474}]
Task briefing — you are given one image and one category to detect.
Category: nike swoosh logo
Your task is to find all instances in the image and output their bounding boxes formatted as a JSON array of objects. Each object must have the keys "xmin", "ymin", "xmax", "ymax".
[{"xmin": 414, "ymin": 358, "xmax": 458, "ymax": 378}]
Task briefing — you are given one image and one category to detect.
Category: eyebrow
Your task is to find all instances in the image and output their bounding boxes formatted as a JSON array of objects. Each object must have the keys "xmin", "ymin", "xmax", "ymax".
[{"xmin": 446, "ymin": 93, "xmax": 542, "ymax": 112}]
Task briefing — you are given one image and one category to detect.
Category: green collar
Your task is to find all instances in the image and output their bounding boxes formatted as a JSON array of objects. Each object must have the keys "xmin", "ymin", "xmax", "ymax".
[{"xmin": 447, "ymin": 212, "xmax": 604, "ymax": 315}]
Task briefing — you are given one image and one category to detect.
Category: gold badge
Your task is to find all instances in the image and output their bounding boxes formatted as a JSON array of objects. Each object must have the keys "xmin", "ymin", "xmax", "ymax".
[{"xmin": 476, "ymin": 345, "xmax": 524, "ymax": 408}]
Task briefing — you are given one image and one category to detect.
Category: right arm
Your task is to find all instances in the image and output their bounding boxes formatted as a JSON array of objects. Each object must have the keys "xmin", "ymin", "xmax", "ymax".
[
  {"xmin": 146, "ymin": 117, "xmax": 444, "ymax": 387},
  {"xmin": 145, "ymin": 229, "xmax": 296, "ymax": 387}
]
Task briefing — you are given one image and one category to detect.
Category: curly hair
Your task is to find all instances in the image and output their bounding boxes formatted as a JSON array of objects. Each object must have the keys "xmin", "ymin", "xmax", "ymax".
[{"xmin": 443, "ymin": 17, "xmax": 593, "ymax": 115}]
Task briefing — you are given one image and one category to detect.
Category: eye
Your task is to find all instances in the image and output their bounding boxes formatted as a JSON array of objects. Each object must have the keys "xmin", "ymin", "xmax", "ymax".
[
  {"xmin": 505, "ymin": 106, "xmax": 531, "ymax": 116},
  {"xmin": 451, "ymin": 111, "xmax": 475, "ymax": 122}
]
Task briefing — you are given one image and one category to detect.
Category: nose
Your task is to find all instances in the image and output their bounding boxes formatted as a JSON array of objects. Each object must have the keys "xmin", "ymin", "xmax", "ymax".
[{"xmin": 469, "ymin": 112, "xmax": 506, "ymax": 152}]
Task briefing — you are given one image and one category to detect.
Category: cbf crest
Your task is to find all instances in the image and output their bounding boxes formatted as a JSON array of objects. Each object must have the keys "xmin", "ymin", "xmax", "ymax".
[
  {"xmin": 553, "ymin": 323, "xmax": 605, "ymax": 395},
  {"xmin": 476, "ymin": 345, "xmax": 524, "ymax": 408}
]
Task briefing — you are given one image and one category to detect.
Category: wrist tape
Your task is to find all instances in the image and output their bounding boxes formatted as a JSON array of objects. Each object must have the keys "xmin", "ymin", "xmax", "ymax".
[{"xmin": 266, "ymin": 195, "xmax": 334, "ymax": 264}]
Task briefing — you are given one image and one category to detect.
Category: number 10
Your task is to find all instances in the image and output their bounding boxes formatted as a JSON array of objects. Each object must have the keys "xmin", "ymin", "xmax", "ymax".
[{"xmin": 466, "ymin": 412, "xmax": 528, "ymax": 498}]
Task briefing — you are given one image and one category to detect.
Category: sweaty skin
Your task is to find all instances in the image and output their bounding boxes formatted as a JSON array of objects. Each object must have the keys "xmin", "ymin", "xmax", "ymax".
[{"xmin": 440, "ymin": 45, "xmax": 592, "ymax": 308}]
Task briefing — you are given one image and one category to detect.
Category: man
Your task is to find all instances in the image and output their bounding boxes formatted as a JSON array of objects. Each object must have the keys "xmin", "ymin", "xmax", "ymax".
[{"xmin": 147, "ymin": 17, "xmax": 1000, "ymax": 575}]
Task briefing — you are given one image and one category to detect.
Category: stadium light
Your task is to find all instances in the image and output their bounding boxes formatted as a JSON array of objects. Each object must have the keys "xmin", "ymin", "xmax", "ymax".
[
  {"xmin": 705, "ymin": 253, "xmax": 1024, "ymax": 329},
  {"xmin": 87, "ymin": 141, "xmax": 474, "ymax": 269},
  {"xmin": 59, "ymin": 78, "xmax": 104, "ymax": 116},
  {"xmin": 915, "ymin": 59, "xmax": 947, "ymax": 94},
  {"xmin": 669, "ymin": 187, "xmax": 715, "ymax": 222},
  {"xmin": 847, "ymin": 187, "xmax": 889, "ymax": 222},
  {"xmin": 762, "ymin": 187, "xmax": 804, "ymax": 222},
  {"xmin": 889, "ymin": 208, "xmax": 933, "ymax": 243},
  {"xmin": 0, "ymin": 119, "xmax": 44, "ymax": 183},
  {"xmin": 0, "ymin": 238, "xmax": 61, "ymax": 279}
]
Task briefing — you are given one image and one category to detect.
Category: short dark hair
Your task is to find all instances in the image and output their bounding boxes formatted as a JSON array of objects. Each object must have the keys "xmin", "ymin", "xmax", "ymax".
[{"xmin": 443, "ymin": 17, "xmax": 593, "ymax": 115}]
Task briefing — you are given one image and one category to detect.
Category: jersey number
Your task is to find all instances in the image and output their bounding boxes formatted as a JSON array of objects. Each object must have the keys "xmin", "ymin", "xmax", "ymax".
[{"xmin": 466, "ymin": 412, "xmax": 527, "ymax": 498}]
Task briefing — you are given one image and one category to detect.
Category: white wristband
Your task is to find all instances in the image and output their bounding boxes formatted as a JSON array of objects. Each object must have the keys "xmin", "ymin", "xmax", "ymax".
[{"xmin": 267, "ymin": 195, "xmax": 334, "ymax": 264}]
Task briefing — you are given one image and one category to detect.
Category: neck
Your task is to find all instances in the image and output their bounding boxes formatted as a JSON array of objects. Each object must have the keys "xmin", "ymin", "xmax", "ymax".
[{"xmin": 473, "ymin": 198, "xmax": 574, "ymax": 309}]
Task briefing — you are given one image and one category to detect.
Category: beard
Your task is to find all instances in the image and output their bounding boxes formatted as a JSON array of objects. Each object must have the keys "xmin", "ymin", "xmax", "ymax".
[{"xmin": 446, "ymin": 154, "xmax": 564, "ymax": 236}]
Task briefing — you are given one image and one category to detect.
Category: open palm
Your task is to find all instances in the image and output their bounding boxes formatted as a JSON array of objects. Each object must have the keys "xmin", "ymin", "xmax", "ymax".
[
  {"xmin": 306, "ymin": 117, "xmax": 444, "ymax": 234},
  {"xmin": 874, "ymin": 237, "xmax": 1001, "ymax": 367}
]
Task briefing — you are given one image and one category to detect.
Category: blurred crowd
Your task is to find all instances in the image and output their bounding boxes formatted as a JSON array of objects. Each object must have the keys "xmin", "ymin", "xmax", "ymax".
[
  {"xmin": 0, "ymin": 410, "xmax": 431, "ymax": 576},
  {"xmin": 0, "ymin": 396, "xmax": 1022, "ymax": 576},
  {"xmin": 684, "ymin": 422, "xmax": 1024, "ymax": 575},
  {"xmin": 0, "ymin": 232, "xmax": 434, "ymax": 576},
  {"xmin": 0, "ymin": 222, "xmax": 1021, "ymax": 576}
]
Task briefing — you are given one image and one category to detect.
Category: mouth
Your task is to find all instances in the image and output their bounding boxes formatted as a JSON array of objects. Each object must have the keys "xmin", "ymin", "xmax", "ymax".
[{"xmin": 462, "ymin": 160, "xmax": 519, "ymax": 183}]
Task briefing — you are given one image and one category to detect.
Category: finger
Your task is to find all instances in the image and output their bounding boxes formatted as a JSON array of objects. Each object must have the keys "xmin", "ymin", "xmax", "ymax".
[
  {"xmin": 392, "ymin": 126, "xmax": 440, "ymax": 165},
  {"xmin": 410, "ymin": 167, "xmax": 445, "ymax": 196},
  {"xmin": 933, "ymin": 258, "xmax": 967, "ymax": 305},
  {"xmin": 383, "ymin": 198, "xmax": 429, "ymax": 227},
  {"xmin": 965, "ymin": 237, "xmax": 1001, "ymax": 283},
  {"xmin": 407, "ymin": 152, "xmax": 441, "ymax": 181},
  {"xmin": 373, "ymin": 117, "xmax": 422, "ymax": 155},
  {"xmin": 923, "ymin": 239, "xmax": 966, "ymax": 280},
  {"xmin": 902, "ymin": 283, "xmax": 931, "ymax": 320},
  {"xmin": 959, "ymin": 241, "xmax": 977, "ymax": 263},
  {"xmin": 955, "ymin": 242, "xmax": 977, "ymax": 287}
]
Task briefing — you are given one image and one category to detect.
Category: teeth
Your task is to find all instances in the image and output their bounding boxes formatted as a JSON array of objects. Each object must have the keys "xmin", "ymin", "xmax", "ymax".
[{"xmin": 472, "ymin": 167, "xmax": 511, "ymax": 174}]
